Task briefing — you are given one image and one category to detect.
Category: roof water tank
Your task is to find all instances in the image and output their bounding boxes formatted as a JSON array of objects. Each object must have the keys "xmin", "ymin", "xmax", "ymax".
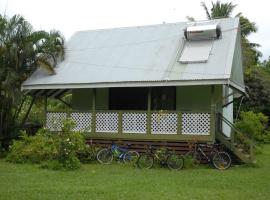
[{"xmin": 184, "ymin": 24, "xmax": 221, "ymax": 41}]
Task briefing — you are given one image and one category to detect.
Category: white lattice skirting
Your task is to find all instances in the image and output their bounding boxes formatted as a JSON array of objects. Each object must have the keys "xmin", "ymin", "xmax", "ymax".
[
  {"xmin": 70, "ymin": 112, "xmax": 92, "ymax": 132},
  {"xmin": 151, "ymin": 113, "xmax": 178, "ymax": 134},
  {"xmin": 182, "ymin": 113, "xmax": 210, "ymax": 135},
  {"xmin": 123, "ymin": 113, "xmax": 147, "ymax": 134},
  {"xmin": 46, "ymin": 111, "xmax": 211, "ymax": 135},
  {"xmin": 46, "ymin": 112, "xmax": 67, "ymax": 131},
  {"xmin": 95, "ymin": 112, "xmax": 118, "ymax": 133}
]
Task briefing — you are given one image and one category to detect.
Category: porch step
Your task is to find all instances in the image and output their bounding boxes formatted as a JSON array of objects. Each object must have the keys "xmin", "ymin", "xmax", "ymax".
[
  {"xmin": 233, "ymin": 148, "xmax": 255, "ymax": 164},
  {"xmin": 216, "ymin": 131, "xmax": 255, "ymax": 164}
]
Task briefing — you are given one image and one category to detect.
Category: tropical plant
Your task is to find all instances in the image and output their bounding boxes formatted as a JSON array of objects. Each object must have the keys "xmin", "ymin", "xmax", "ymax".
[
  {"xmin": 7, "ymin": 118, "xmax": 86, "ymax": 170},
  {"xmin": 235, "ymin": 111, "xmax": 270, "ymax": 143},
  {"xmin": 201, "ymin": 1, "xmax": 236, "ymax": 19},
  {"xmin": 200, "ymin": 1, "xmax": 259, "ymax": 69},
  {"xmin": 0, "ymin": 14, "xmax": 65, "ymax": 148},
  {"xmin": 242, "ymin": 67, "xmax": 270, "ymax": 118}
]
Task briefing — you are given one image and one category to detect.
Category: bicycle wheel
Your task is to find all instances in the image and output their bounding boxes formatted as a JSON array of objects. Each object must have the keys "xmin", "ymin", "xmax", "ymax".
[
  {"xmin": 137, "ymin": 154, "xmax": 154, "ymax": 169},
  {"xmin": 123, "ymin": 151, "xmax": 139, "ymax": 165},
  {"xmin": 96, "ymin": 148, "xmax": 113, "ymax": 164},
  {"xmin": 185, "ymin": 151, "xmax": 201, "ymax": 167},
  {"xmin": 166, "ymin": 154, "xmax": 184, "ymax": 170},
  {"xmin": 212, "ymin": 151, "xmax": 231, "ymax": 170}
]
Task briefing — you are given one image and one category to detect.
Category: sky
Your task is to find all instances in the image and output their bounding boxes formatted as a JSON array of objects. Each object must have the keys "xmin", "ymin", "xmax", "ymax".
[{"xmin": 0, "ymin": 0, "xmax": 269, "ymax": 60}]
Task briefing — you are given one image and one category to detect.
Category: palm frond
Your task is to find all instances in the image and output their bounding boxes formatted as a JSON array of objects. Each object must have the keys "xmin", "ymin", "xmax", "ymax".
[
  {"xmin": 186, "ymin": 16, "xmax": 195, "ymax": 22},
  {"xmin": 37, "ymin": 59, "xmax": 56, "ymax": 75},
  {"xmin": 201, "ymin": 2, "xmax": 212, "ymax": 19},
  {"xmin": 211, "ymin": 1, "xmax": 236, "ymax": 19}
]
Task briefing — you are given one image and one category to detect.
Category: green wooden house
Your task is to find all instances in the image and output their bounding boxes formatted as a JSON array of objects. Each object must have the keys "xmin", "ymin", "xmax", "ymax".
[{"xmin": 22, "ymin": 18, "xmax": 254, "ymax": 163}]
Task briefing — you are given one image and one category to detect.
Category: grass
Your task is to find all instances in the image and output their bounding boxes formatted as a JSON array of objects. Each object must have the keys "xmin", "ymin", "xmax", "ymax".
[{"xmin": 0, "ymin": 146, "xmax": 270, "ymax": 200}]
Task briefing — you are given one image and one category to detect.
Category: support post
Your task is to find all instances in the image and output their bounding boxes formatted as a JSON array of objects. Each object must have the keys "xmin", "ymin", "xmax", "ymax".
[
  {"xmin": 147, "ymin": 87, "xmax": 152, "ymax": 135},
  {"xmin": 210, "ymin": 104, "xmax": 216, "ymax": 141},
  {"xmin": 91, "ymin": 88, "xmax": 96, "ymax": 134},
  {"xmin": 230, "ymin": 129, "xmax": 235, "ymax": 150},
  {"xmin": 118, "ymin": 111, "xmax": 123, "ymax": 134},
  {"xmin": 210, "ymin": 85, "xmax": 216, "ymax": 141},
  {"xmin": 44, "ymin": 93, "xmax": 47, "ymax": 128},
  {"xmin": 177, "ymin": 112, "xmax": 182, "ymax": 134}
]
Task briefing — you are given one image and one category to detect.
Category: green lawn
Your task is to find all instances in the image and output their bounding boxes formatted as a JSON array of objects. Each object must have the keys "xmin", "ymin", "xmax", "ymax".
[{"xmin": 0, "ymin": 146, "xmax": 270, "ymax": 200}]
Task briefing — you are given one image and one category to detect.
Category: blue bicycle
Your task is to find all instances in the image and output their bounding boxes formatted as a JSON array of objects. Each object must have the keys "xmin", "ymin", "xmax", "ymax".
[{"xmin": 97, "ymin": 143, "xmax": 139, "ymax": 165}]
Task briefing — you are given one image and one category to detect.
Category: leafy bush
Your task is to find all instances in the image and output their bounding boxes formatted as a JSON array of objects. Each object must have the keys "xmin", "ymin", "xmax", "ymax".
[
  {"xmin": 0, "ymin": 143, "xmax": 7, "ymax": 158},
  {"xmin": 56, "ymin": 118, "xmax": 84, "ymax": 169},
  {"xmin": 7, "ymin": 118, "xmax": 87, "ymax": 170},
  {"xmin": 6, "ymin": 130, "xmax": 57, "ymax": 163},
  {"xmin": 235, "ymin": 111, "xmax": 270, "ymax": 143},
  {"xmin": 77, "ymin": 144, "xmax": 101, "ymax": 163}
]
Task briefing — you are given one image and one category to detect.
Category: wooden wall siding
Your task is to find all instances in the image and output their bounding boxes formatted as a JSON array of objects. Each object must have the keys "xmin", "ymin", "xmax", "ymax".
[{"xmin": 46, "ymin": 109, "xmax": 215, "ymax": 142}]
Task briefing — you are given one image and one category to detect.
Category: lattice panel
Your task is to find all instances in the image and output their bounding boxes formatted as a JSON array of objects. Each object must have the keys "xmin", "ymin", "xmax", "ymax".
[
  {"xmin": 96, "ymin": 112, "xmax": 118, "ymax": 133},
  {"xmin": 70, "ymin": 112, "xmax": 92, "ymax": 132},
  {"xmin": 123, "ymin": 113, "xmax": 147, "ymax": 134},
  {"xmin": 46, "ymin": 112, "xmax": 67, "ymax": 131},
  {"xmin": 182, "ymin": 113, "xmax": 210, "ymax": 135},
  {"xmin": 151, "ymin": 113, "xmax": 178, "ymax": 134}
]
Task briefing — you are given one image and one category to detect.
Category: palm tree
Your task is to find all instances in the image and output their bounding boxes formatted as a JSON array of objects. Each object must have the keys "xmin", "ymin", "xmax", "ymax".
[
  {"xmin": 200, "ymin": 1, "xmax": 259, "ymax": 68},
  {"xmin": 201, "ymin": 1, "xmax": 236, "ymax": 19},
  {"xmin": 0, "ymin": 14, "xmax": 65, "ymax": 148}
]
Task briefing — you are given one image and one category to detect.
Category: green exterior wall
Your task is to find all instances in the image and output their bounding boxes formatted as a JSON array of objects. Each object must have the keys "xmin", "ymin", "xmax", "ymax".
[
  {"xmin": 72, "ymin": 86, "xmax": 223, "ymax": 111},
  {"xmin": 212, "ymin": 85, "xmax": 223, "ymax": 113},
  {"xmin": 72, "ymin": 89, "xmax": 93, "ymax": 110},
  {"xmin": 72, "ymin": 88, "xmax": 109, "ymax": 110},
  {"xmin": 176, "ymin": 85, "xmax": 212, "ymax": 111},
  {"xmin": 96, "ymin": 88, "xmax": 109, "ymax": 110}
]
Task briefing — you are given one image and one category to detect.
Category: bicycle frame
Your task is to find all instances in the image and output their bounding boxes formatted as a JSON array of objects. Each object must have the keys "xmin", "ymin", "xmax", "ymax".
[
  {"xmin": 111, "ymin": 144, "xmax": 129, "ymax": 159},
  {"xmin": 196, "ymin": 144, "xmax": 219, "ymax": 163},
  {"xmin": 148, "ymin": 147, "xmax": 171, "ymax": 165}
]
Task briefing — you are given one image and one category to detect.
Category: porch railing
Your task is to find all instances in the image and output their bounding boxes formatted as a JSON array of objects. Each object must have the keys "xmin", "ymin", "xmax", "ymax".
[{"xmin": 46, "ymin": 109, "xmax": 214, "ymax": 138}]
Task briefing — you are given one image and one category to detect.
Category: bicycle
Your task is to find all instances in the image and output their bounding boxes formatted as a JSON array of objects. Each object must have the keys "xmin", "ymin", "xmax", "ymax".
[
  {"xmin": 137, "ymin": 146, "xmax": 184, "ymax": 170},
  {"xmin": 185, "ymin": 143, "xmax": 231, "ymax": 170},
  {"xmin": 96, "ymin": 143, "xmax": 139, "ymax": 165}
]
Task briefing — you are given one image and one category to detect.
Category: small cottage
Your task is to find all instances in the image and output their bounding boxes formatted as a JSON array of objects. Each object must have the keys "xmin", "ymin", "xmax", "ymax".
[{"xmin": 22, "ymin": 17, "xmax": 254, "ymax": 163}]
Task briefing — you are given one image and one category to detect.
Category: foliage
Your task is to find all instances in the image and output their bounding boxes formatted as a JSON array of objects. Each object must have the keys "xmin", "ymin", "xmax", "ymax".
[
  {"xmin": 242, "ymin": 67, "xmax": 270, "ymax": 118},
  {"xmin": 201, "ymin": 1, "xmax": 236, "ymax": 19},
  {"xmin": 235, "ymin": 111, "xmax": 270, "ymax": 143},
  {"xmin": 6, "ymin": 130, "xmax": 57, "ymax": 163},
  {"xmin": 77, "ymin": 143, "xmax": 101, "ymax": 163},
  {"xmin": 7, "ymin": 118, "xmax": 86, "ymax": 170},
  {"xmin": 56, "ymin": 118, "xmax": 84, "ymax": 170},
  {"xmin": 262, "ymin": 56, "xmax": 270, "ymax": 71},
  {"xmin": 0, "ymin": 14, "xmax": 65, "ymax": 149}
]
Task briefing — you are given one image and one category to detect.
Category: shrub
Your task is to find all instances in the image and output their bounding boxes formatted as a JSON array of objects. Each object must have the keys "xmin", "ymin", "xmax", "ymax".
[
  {"xmin": 7, "ymin": 118, "xmax": 87, "ymax": 170},
  {"xmin": 235, "ymin": 111, "xmax": 270, "ymax": 143},
  {"xmin": 6, "ymin": 130, "xmax": 57, "ymax": 164},
  {"xmin": 77, "ymin": 143, "xmax": 101, "ymax": 163},
  {"xmin": 56, "ymin": 118, "xmax": 84, "ymax": 169}
]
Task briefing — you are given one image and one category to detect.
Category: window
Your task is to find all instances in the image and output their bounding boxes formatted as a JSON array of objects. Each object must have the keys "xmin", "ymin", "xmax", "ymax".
[
  {"xmin": 109, "ymin": 87, "xmax": 148, "ymax": 110},
  {"xmin": 151, "ymin": 87, "xmax": 176, "ymax": 110}
]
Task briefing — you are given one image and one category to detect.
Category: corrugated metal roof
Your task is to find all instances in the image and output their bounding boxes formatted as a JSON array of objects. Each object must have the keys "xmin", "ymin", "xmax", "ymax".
[{"xmin": 22, "ymin": 18, "xmax": 244, "ymax": 92}]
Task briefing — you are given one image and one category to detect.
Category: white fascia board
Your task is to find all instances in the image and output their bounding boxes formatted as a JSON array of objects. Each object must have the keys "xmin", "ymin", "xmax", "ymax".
[
  {"xmin": 228, "ymin": 79, "xmax": 246, "ymax": 94},
  {"xmin": 22, "ymin": 79, "xmax": 228, "ymax": 90}
]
